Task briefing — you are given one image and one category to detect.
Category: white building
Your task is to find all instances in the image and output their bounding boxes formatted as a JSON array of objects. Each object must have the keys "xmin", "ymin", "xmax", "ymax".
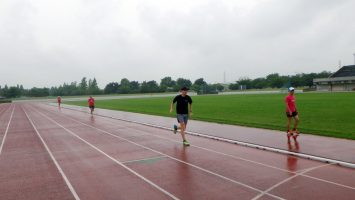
[{"xmin": 313, "ymin": 65, "xmax": 355, "ymax": 91}]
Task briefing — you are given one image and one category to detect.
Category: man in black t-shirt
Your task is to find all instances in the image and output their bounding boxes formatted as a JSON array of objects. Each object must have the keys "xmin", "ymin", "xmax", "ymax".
[{"xmin": 170, "ymin": 87, "xmax": 193, "ymax": 146}]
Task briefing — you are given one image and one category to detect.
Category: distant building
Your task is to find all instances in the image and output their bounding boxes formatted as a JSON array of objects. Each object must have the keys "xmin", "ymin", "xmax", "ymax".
[{"xmin": 313, "ymin": 65, "xmax": 355, "ymax": 91}]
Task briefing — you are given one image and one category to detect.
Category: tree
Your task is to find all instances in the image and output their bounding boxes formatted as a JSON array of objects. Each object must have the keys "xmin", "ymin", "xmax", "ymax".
[
  {"xmin": 2, "ymin": 85, "xmax": 9, "ymax": 97},
  {"xmin": 251, "ymin": 78, "xmax": 268, "ymax": 89},
  {"xmin": 290, "ymin": 74, "xmax": 303, "ymax": 87},
  {"xmin": 194, "ymin": 78, "xmax": 207, "ymax": 86},
  {"xmin": 79, "ymin": 77, "xmax": 88, "ymax": 95},
  {"xmin": 118, "ymin": 78, "xmax": 131, "ymax": 94},
  {"xmin": 104, "ymin": 82, "xmax": 119, "ymax": 94},
  {"xmin": 160, "ymin": 77, "xmax": 176, "ymax": 87},
  {"xmin": 229, "ymin": 82, "xmax": 240, "ymax": 90},
  {"xmin": 88, "ymin": 78, "xmax": 101, "ymax": 95},
  {"xmin": 130, "ymin": 81, "xmax": 140, "ymax": 93},
  {"xmin": 175, "ymin": 78, "xmax": 192, "ymax": 91},
  {"xmin": 192, "ymin": 78, "xmax": 208, "ymax": 94},
  {"xmin": 266, "ymin": 73, "xmax": 286, "ymax": 88},
  {"xmin": 317, "ymin": 71, "xmax": 332, "ymax": 78},
  {"xmin": 238, "ymin": 78, "xmax": 253, "ymax": 89},
  {"xmin": 5, "ymin": 86, "xmax": 22, "ymax": 98},
  {"xmin": 215, "ymin": 84, "xmax": 225, "ymax": 92},
  {"xmin": 160, "ymin": 77, "xmax": 176, "ymax": 92},
  {"xmin": 141, "ymin": 81, "xmax": 160, "ymax": 93},
  {"xmin": 28, "ymin": 87, "xmax": 49, "ymax": 97}
]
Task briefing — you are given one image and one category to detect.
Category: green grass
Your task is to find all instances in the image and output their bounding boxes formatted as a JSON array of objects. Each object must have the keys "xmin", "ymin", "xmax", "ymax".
[{"xmin": 66, "ymin": 92, "xmax": 355, "ymax": 140}]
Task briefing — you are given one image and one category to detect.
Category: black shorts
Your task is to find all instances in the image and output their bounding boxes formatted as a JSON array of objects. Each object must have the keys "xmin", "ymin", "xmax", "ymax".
[
  {"xmin": 286, "ymin": 111, "xmax": 298, "ymax": 118},
  {"xmin": 89, "ymin": 105, "xmax": 95, "ymax": 109}
]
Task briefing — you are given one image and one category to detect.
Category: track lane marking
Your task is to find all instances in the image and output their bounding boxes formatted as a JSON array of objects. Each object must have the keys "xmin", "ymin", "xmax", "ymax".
[
  {"xmin": 42, "ymin": 104, "xmax": 355, "ymax": 191},
  {"xmin": 34, "ymin": 105, "xmax": 284, "ymax": 200},
  {"xmin": 251, "ymin": 163, "xmax": 334, "ymax": 200},
  {"xmin": 48, "ymin": 104, "xmax": 293, "ymax": 173},
  {"xmin": 23, "ymin": 106, "xmax": 81, "ymax": 200},
  {"xmin": 55, "ymin": 103, "xmax": 355, "ymax": 169},
  {"xmin": 121, "ymin": 156, "xmax": 167, "ymax": 164},
  {"xmin": 28, "ymin": 106, "xmax": 180, "ymax": 200},
  {"xmin": 82, "ymin": 116, "xmax": 355, "ymax": 191},
  {"xmin": 42, "ymin": 105, "xmax": 355, "ymax": 193},
  {"xmin": 0, "ymin": 104, "xmax": 15, "ymax": 155}
]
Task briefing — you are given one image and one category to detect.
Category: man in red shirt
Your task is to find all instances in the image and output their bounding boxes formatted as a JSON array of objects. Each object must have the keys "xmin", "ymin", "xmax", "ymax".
[
  {"xmin": 88, "ymin": 96, "xmax": 95, "ymax": 114},
  {"xmin": 57, "ymin": 96, "xmax": 62, "ymax": 108},
  {"xmin": 285, "ymin": 87, "xmax": 299, "ymax": 142}
]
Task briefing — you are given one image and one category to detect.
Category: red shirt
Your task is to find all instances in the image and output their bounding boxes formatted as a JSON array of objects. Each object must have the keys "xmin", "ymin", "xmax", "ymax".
[
  {"xmin": 88, "ymin": 98, "xmax": 95, "ymax": 106},
  {"xmin": 57, "ymin": 97, "xmax": 61, "ymax": 103},
  {"xmin": 285, "ymin": 95, "xmax": 296, "ymax": 112}
]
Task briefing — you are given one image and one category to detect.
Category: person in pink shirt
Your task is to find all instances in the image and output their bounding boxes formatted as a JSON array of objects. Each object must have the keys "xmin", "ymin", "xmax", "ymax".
[
  {"xmin": 57, "ymin": 96, "xmax": 62, "ymax": 108},
  {"xmin": 285, "ymin": 87, "xmax": 299, "ymax": 142},
  {"xmin": 88, "ymin": 96, "xmax": 95, "ymax": 115}
]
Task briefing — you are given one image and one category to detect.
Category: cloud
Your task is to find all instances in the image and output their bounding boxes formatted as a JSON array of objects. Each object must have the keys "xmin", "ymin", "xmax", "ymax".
[{"xmin": 0, "ymin": 0, "xmax": 354, "ymax": 87}]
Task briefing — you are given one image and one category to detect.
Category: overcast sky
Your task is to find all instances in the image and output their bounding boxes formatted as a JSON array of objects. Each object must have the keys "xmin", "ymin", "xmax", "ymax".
[{"xmin": 1, "ymin": 0, "xmax": 355, "ymax": 88}]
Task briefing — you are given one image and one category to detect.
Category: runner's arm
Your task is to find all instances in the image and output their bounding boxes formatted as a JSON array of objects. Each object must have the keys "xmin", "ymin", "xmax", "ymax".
[
  {"xmin": 170, "ymin": 101, "xmax": 174, "ymax": 113},
  {"xmin": 189, "ymin": 103, "xmax": 193, "ymax": 117},
  {"xmin": 170, "ymin": 96, "xmax": 178, "ymax": 113},
  {"xmin": 286, "ymin": 101, "xmax": 292, "ymax": 114}
]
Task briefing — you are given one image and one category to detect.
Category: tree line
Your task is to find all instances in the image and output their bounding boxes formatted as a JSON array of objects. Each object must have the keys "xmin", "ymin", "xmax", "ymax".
[
  {"xmin": 229, "ymin": 71, "xmax": 332, "ymax": 90},
  {"xmin": 0, "ymin": 77, "xmax": 100, "ymax": 98},
  {"xmin": 0, "ymin": 71, "xmax": 332, "ymax": 98},
  {"xmin": 104, "ymin": 77, "xmax": 224, "ymax": 95}
]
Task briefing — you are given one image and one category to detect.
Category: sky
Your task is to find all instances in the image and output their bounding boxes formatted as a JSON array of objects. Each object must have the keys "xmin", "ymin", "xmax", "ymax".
[{"xmin": 1, "ymin": 0, "xmax": 355, "ymax": 88}]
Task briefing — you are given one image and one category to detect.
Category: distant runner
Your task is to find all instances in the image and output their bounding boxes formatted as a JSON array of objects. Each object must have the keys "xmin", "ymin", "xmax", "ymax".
[
  {"xmin": 170, "ymin": 87, "xmax": 193, "ymax": 146},
  {"xmin": 57, "ymin": 96, "xmax": 61, "ymax": 108},
  {"xmin": 285, "ymin": 87, "xmax": 299, "ymax": 142},
  {"xmin": 88, "ymin": 96, "xmax": 95, "ymax": 114}
]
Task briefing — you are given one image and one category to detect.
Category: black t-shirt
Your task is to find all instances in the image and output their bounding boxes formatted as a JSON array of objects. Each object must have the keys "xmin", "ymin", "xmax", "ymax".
[{"xmin": 173, "ymin": 95, "xmax": 192, "ymax": 114}]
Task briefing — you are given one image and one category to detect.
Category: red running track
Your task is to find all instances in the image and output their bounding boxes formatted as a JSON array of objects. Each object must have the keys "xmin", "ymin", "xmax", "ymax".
[{"xmin": 0, "ymin": 103, "xmax": 354, "ymax": 200}]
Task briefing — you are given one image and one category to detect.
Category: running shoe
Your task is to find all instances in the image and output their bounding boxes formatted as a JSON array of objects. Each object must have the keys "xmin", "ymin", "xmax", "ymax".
[
  {"xmin": 287, "ymin": 130, "xmax": 293, "ymax": 143},
  {"xmin": 173, "ymin": 125, "xmax": 178, "ymax": 134},
  {"xmin": 183, "ymin": 140, "xmax": 190, "ymax": 146},
  {"xmin": 293, "ymin": 129, "xmax": 299, "ymax": 140}
]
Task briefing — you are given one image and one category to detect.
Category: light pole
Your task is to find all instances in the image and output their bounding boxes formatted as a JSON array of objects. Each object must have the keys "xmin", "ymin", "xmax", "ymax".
[{"xmin": 353, "ymin": 53, "xmax": 355, "ymax": 65}]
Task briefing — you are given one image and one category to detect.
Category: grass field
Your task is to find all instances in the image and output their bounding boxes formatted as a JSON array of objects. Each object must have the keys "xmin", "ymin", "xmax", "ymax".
[{"xmin": 66, "ymin": 92, "xmax": 355, "ymax": 140}]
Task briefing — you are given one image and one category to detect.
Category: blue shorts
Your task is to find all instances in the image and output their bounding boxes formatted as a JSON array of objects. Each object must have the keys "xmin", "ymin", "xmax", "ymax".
[{"xmin": 177, "ymin": 114, "xmax": 189, "ymax": 124}]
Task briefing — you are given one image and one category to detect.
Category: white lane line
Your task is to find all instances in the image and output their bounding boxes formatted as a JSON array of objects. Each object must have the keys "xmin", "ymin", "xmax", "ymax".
[
  {"xmin": 91, "ymin": 117, "xmax": 294, "ymax": 173},
  {"xmin": 37, "ymin": 106, "xmax": 284, "ymax": 200},
  {"xmin": 251, "ymin": 163, "xmax": 333, "ymax": 200},
  {"xmin": 55, "ymin": 104, "xmax": 355, "ymax": 169},
  {"xmin": 74, "ymin": 112, "xmax": 355, "ymax": 192},
  {"xmin": 0, "ymin": 105, "xmax": 15, "ymax": 155},
  {"xmin": 43, "ymin": 104, "xmax": 355, "ymax": 192},
  {"xmin": 46, "ymin": 104, "xmax": 293, "ymax": 173},
  {"xmin": 302, "ymin": 174, "xmax": 355, "ymax": 190},
  {"xmin": 121, "ymin": 156, "xmax": 167, "ymax": 164},
  {"xmin": 77, "ymin": 109, "xmax": 355, "ymax": 193},
  {"xmin": 31, "ymin": 107, "xmax": 180, "ymax": 200},
  {"xmin": 23, "ymin": 107, "xmax": 81, "ymax": 200}
]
